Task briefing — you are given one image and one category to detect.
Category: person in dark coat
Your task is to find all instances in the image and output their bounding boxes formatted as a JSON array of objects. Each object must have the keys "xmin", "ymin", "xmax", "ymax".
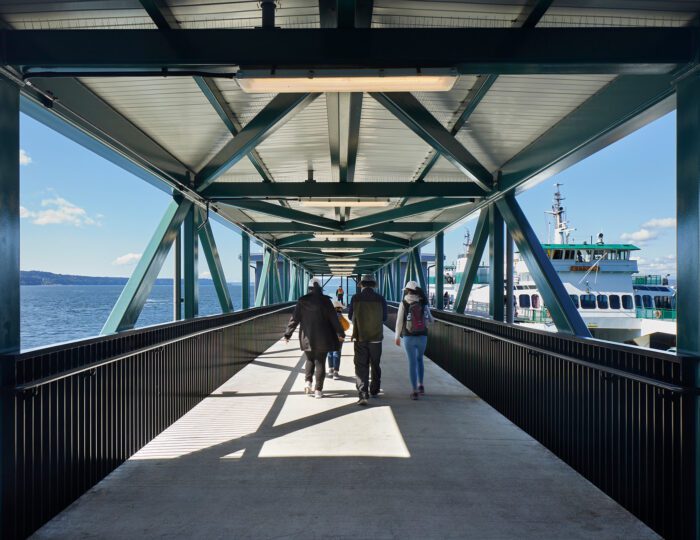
[{"xmin": 284, "ymin": 277, "xmax": 345, "ymax": 399}]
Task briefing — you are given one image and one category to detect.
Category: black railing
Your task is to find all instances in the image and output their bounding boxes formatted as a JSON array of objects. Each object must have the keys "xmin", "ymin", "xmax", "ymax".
[
  {"xmin": 0, "ymin": 303, "xmax": 294, "ymax": 539},
  {"xmin": 387, "ymin": 304, "xmax": 695, "ymax": 540}
]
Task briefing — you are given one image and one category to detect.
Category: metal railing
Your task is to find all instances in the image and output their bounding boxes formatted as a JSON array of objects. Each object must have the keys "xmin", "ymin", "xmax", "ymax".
[
  {"xmin": 0, "ymin": 303, "xmax": 294, "ymax": 539},
  {"xmin": 636, "ymin": 307, "xmax": 677, "ymax": 321},
  {"xmin": 387, "ymin": 304, "xmax": 696, "ymax": 539}
]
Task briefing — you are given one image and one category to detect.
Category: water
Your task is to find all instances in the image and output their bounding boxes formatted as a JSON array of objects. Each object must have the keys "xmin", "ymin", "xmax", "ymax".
[
  {"xmin": 20, "ymin": 279, "xmax": 357, "ymax": 351},
  {"xmin": 20, "ymin": 283, "xmax": 253, "ymax": 351}
]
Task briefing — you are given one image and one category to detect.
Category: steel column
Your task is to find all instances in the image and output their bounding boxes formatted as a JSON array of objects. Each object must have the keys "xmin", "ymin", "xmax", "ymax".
[
  {"xmin": 676, "ymin": 72, "xmax": 700, "ymax": 540},
  {"xmin": 173, "ymin": 229, "xmax": 182, "ymax": 320},
  {"xmin": 183, "ymin": 205, "xmax": 199, "ymax": 318},
  {"xmin": 506, "ymin": 228, "xmax": 514, "ymax": 324},
  {"xmin": 394, "ymin": 259, "xmax": 402, "ymax": 300},
  {"xmin": 496, "ymin": 195, "xmax": 590, "ymax": 337},
  {"xmin": 454, "ymin": 209, "xmax": 489, "ymax": 314},
  {"xmin": 255, "ymin": 248, "xmax": 272, "ymax": 307},
  {"xmin": 436, "ymin": 231, "xmax": 445, "ymax": 309},
  {"xmin": 0, "ymin": 75, "xmax": 19, "ymax": 353},
  {"xmin": 489, "ymin": 205, "xmax": 505, "ymax": 322},
  {"xmin": 241, "ymin": 232, "xmax": 250, "ymax": 309},
  {"xmin": 197, "ymin": 208, "xmax": 233, "ymax": 313},
  {"xmin": 413, "ymin": 247, "xmax": 427, "ymax": 292},
  {"xmin": 102, "ymin": 198, "xmax": 193, "ymax": 333}
]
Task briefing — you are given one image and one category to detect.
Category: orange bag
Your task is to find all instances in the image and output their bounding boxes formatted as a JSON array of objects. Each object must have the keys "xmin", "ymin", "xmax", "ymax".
[{"xmin": 339, "ymin": 314, "xmax": 350, "ymax": 331}]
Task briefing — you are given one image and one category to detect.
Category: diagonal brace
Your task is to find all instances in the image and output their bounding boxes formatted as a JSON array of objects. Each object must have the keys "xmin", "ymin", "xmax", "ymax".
[
  {"xmin": 496, "ymin": 195, "xmax": 590, "ymax": 337},
  {"xmin": 198, "ymin": 208, "xmax": 233, "ymax": 312},
  {"xmin": 454, "ymin": 209, "xmax": 489, "ymax": 314},
  {"xmin": 102, "ymin": 198, "xmax": 192, "ymax": 333}
]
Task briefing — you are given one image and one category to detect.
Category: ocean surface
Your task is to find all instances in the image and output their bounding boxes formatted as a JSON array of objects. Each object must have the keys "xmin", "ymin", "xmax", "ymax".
[{"xmin": 20, "ymin": 279, "xmax": 355, "ymax": 351}]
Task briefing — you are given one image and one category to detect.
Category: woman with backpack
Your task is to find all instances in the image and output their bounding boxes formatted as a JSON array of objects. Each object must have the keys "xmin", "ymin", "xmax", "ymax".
[{"xmin": 394, "ymin": 280, "xmax": 433, "ymax": 400}]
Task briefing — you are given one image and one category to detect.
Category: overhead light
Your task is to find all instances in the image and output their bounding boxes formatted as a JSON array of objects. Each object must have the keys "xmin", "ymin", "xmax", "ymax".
[
  {"xmin": 325, "ymin": 257, "xmax": 360, "ymax": 262},
  {"xmin": 313, "ymin": 232, "xmax": 373, "ymax": 240},
  {"xmin": 321, "ymin": 248, "xmax": 364, "ymax": 253},
  {"xmin": 237, "ymin": 69, "xmax": 457, "ymax": 93},
  {"xmin": 300, "ymin": 199, "xmax": 391, "ymax": 208}
]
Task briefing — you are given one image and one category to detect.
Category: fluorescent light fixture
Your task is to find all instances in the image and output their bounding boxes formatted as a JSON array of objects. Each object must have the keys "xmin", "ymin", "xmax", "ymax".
[
  {"xmin": 321, "ymin": 248, "xmax": 364, "ymax": 253},
  {"xmin": 313, "ymin": 232, "xmax": 373, "ymax": 240},
  {"xmin": 238, "ymin": 69, "xmax": 457, "ymax": 93},
  {"xmin": 325, "ymin": 257, "xmax": 360, "ymax": 262},
  {"xmin": 299, "ymin": 199, "xmax": 390, "ymax": 208}
]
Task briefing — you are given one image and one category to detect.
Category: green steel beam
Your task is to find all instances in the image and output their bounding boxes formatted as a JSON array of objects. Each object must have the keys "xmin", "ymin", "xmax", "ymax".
[
  {"xmin": 202, "ymin": 181, "xmax": 486, "ymax": 199},
  {"xmin": 344, "ymin": 198, "xmax": 473, "ymax": 230},
  {"xmin": 173, "ymin": 229, "xmax": 181, "ymax": 320},
  {"xmin": 221, "ymin": 199, "xmax": 340, "ymax": 230},
  {"xmin": 364, "ymin": 233, "xmax": 409, "ymax": 248},
  {"xmin": 102, "ymin": 198, "xmax": 192, "ymax": 334},
  {"xmin": 270, "ymin": 251, "xmax": 283, "ymax": 304},
  {"xmin": 394, "ymin": 259, "xmax": 402, "ymax": 300},
  {"xmin": 496, "ymin": 195, "xmax": 590, "ymax": 337},
  {"xmin": 454, "ymin": 209, "xmax": 489, "ymax": 314},
  {"xmin": 412, "ymin": 247, "xmax": 427, "ymax": 292},
  {"xmin": 327, "ymin": 91, "xmax": 363, "ymax": 183},
  {"xmin": 371, "ymin": 92, "xmax": 493, "ymax": 191},
  {"xmin": 281, "ymin": 240, "xmax": 405, "ymax": 251},
  {"xmin": 436, "ymin": 231, "xmax": 444, "ymax": 309},
  {"xmin": 8, "ymin": 28, "xmax": 693, "ymax": 74},
  {"xmin": 183, "ymin": 204, "xmax": 199, "ymax": 318},
  {"xmin": 198, "ymin": 208, "xmax": 233, "ymax": 313},
  {"xmin": 276, "ymin": 234, "xmax": 316, "ymax": 248},
  {"xmin": 244, "ymin": 221, "xmax": 450, "ymax": 233},
  {"xmin": 288, "ymin": 263, "xmax": 298, "ymax": 302},
  {"xmin": 489, "ymin": 205, "xmax": 504, "ymax": 322},
  {"xmin": 138, "ymin": 0, "xmax": 178, "ymax": 30},
  {"xmin": 255, "ymin": 248, "xmax": 272, "ymax": 307},
  {"xmin": 241, "ymin": 231, "xmax": 250, "ymax": 309},
  {"xmin": 196, "ymin": 93, "xmax": 319, "ymax": 189},
  {"xmin": 0, "ymin": 75, "xmax": 19, "ymax": 353}
]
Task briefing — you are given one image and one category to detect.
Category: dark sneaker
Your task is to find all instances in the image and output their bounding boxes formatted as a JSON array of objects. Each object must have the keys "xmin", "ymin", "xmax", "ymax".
[
  {"xmin": 357, "ymin": 397, "xmax": 369, "ymax": 406},
  {"xmin": 418, "ymin": 385, "xmax": 425, "ymax": 395},
  {"xmin": 410, "ymin": 391, "xmax": 419, "ymax": 400}
]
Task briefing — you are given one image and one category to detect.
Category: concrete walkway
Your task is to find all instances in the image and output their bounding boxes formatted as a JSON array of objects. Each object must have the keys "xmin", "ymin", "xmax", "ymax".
[{"xmin": 35, "ymin": 331, "xmax": 656, "ymax": 539}]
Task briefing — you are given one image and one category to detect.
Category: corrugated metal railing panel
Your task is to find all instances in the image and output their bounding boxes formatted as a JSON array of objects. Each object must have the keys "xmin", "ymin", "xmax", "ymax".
[
  {"xmin": 1, "ymin": 304, "xmax": 294, "ymax": 539},
  {"xmin": 387, "ymin": 305, "xmax": 694, "ymax": 540}
]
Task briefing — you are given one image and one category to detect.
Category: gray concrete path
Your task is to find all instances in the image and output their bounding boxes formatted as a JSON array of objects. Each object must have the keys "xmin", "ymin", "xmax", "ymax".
[{"xmin": 35, "ymin": 330, "xmax": 657, "ymax": 539}]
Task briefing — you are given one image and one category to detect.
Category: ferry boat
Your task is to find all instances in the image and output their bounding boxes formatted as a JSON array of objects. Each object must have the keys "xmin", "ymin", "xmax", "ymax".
[{"xmin": 430, "ymin": 186, "xmax": 676, "ymax": 346}]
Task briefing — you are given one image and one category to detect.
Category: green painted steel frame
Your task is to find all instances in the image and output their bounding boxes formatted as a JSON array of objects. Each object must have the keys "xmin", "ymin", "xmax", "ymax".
[
  {"xmin": 496, "ymin": 196, "xmax": 590, "ymax": 337},
  {"xmin": 454, "ymin": 209, "xmax": 489, "ymax": 314},
  {"xmin": 489, "ymin": 205, "xmax": 505, "ymax": 322},
  {"xmin": 255, "ymin": 248, "xmax": 272, "ymax": 307},
  {"xmin": 241, "ymin": 231, "xmax": 251, "ymax": 309},
  {"xmin": 0, "ymin": 75, "xmax": 19, "ymax": 354},
  {"xmin": 435, "ymin": 231, "xmax": 445, "ymax": 310},
  {"xmin": 102, "ymin": 198, "xmax": 193, "ymax": 334},
  {"xmin": 198, "ymin": 208, "xmax": 233, "ymax": 313},
  {"xmin": 184, "ymin": 204, "xmax": 199, "ymax": 318}
]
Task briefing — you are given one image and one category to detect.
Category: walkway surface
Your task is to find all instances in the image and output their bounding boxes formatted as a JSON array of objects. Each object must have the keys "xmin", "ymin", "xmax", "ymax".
[{"xmin": 35, "ymin": 331, "xmax": 657, "ymax": 539}]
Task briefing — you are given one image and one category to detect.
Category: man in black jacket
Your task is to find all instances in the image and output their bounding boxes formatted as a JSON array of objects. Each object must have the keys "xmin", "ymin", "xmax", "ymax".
[
  {"xmin": 348, "ymin": 274, "xmax": 388, "ymax": 405},
  {"xmin": 284, "ymin": 277, "xmax": 345, "ymax": 399}
]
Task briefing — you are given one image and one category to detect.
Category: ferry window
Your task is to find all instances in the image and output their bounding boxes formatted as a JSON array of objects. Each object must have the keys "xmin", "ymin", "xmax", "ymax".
[
  {"xmin": 622, "ymin": 295, "xmax": 633, "ymax": 310},
  {"xmin": 552, "ymin": 250, "xmax": 563, "ymax": 259},
  {"xmin": 634, "ymin": 294, "xmax": 642, "ymax": 308},
  {"xmin": 519, "ymin": 294, "xmax": 530, "ymax": 308},
  {"xmin": 655, "ymin": 296, "xmax": 672, "ymax": 310},
  {"xmin": 609, "ymin": 295, "xmax": 620, "ymax": 309},
  {"xmin": 531, "ymin": 294, "xmax": 540, "ymax": 308},
  {"xmin": 643, "ymin": 295, "xmax": 653, "ymax": 309},
  {"xmin": 580, "ymin": 294, "xmax": 596, "ymax": 309},
  {"xmin": 569, "ymin": 295, "xmax": 579, "ymax": 308},
  {"xmin": 565, "ymin": 250, "xmax": 574, "ymax": 259},
  {"xmin": 597, "ymin": 295, "xmax": 609, "ymax": 309}
]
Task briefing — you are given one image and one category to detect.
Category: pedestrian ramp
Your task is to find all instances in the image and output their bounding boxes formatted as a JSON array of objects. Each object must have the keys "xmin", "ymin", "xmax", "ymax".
[{"xmin": 34, "ymin": 333, "xmax": 657, "ymax": 539}]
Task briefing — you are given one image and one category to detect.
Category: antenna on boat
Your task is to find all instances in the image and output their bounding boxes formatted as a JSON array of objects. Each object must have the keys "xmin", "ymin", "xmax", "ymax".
[{"xmin": 545, "ymin": 183, "xmax": 575, "ymax": 244}]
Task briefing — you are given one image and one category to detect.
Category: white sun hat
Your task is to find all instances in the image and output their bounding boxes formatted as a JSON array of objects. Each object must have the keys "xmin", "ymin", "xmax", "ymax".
[
  {"xmin": 308, "ymin": 276, "xmax": 322, "ymax": 288},
  {"xmin": 404, "ymin": 280, "xmax": 419, "ymax": 290},
  {"xmin": 332, "ymin": 300, "xmax": 345, "ymax": 309}
]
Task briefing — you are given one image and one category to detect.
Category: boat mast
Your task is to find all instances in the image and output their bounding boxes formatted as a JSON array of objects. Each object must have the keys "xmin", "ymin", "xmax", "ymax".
[{"xmin": 545, "ymin": 183, "xmax": 574, "ymax": 244}]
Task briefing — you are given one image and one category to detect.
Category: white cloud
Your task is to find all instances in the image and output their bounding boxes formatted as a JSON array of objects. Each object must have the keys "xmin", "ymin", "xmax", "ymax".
[
  {"xmin": 21, "ymin": 195, "xmax": 100, "ymax": 227},
  {"xmin": 19, "ymin": 149, "xmax": 31, "ymax": 166},
  {"xmin": 637, "ymin": 255, "xmax": 677, "ymax": 276},
  {"xmin": 643, "ymin": 217, "xmax": 675, "ymax": 229},
  {"xmin": 620, "ymin": 228, "xmax": 658, "ymax": 243},
  {"xmin": 201, "ymin": 271, "xmax": 212, "ymax": 279},
  {"xmin": 112, "ymin": 253, "xmax": 142, "ymax": 266}
]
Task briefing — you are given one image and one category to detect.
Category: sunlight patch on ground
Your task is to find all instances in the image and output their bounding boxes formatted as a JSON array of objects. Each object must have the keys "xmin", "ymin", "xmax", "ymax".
[
  {"xmin": 260, "ymin": 406, "xmax": 411, "ymax": 458},
  {"xmin": 221, "ymin": 449, "xmax": 246, "ymax": 459}
]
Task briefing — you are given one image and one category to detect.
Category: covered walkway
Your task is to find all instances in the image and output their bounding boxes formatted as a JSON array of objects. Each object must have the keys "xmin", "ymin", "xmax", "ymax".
[{"xmin": 35, "ymin": 331, "xmax": 654, "ymax": 539}]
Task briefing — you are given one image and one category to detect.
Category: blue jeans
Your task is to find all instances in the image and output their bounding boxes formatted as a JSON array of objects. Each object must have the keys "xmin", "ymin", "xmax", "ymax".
[
  {"xmin": 403, "ymin": 335, "xmax": 427, "ymax": 390},
  {"xmin": 327, "ymin": 350, "xmax": 341, "ymax": 371}
]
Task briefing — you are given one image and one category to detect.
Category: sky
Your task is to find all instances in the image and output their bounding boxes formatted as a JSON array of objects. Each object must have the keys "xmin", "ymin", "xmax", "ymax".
[{"xmin": 19, "ymin": 109, "xmax": 677, "ymax": 281}]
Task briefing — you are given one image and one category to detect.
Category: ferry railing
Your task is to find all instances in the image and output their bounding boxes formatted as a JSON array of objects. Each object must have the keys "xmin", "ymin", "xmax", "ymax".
[
  {"xmin": 387, "ymin": 303, "xmax": 694, "ymax": 540},
  {"xmin": 515, "ymin": 307, "xmax": 553, "ymax": 324},
  {"xmin": 0, "ymin": 303, "xmax": 294, "ymax": 539},
  {"xmin": 636, "ymin": 307, "xmax": 677, "ymax": 321}
]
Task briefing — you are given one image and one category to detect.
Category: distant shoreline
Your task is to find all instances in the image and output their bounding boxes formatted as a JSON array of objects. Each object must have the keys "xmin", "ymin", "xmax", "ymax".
[{"xmin": 20, "ymin": 270, "xmax": 240, "ymax": 286}]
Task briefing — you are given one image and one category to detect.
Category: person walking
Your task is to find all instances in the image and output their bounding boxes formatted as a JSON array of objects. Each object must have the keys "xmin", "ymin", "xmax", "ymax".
[
  {"xmin": 395, "ymin": 281, "xmax": 433, "ymax": 400},
  {"xmin": 284, "ymin": 277, "xmax": 345, "ymax": 399},
  {"xmin": 349, "ymin": 274, "xmax": 387, "ymax": 406},
  {"xmin": 336, "ymin": 285, "xmax": 344, "ymax": 303},
  {"xmin": 327, "ymin": 300, "xmax": 350, "ymax": 379}
]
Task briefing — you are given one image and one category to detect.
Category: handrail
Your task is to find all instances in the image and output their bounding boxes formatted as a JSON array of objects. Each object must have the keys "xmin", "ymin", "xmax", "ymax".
[
  {"xmin": 389, "ymin": 304, "xmax": 690, "ymax": 394},
  {"xmin": 15, "ymin": 304, "xmax": 294, "ymax": 392}
]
